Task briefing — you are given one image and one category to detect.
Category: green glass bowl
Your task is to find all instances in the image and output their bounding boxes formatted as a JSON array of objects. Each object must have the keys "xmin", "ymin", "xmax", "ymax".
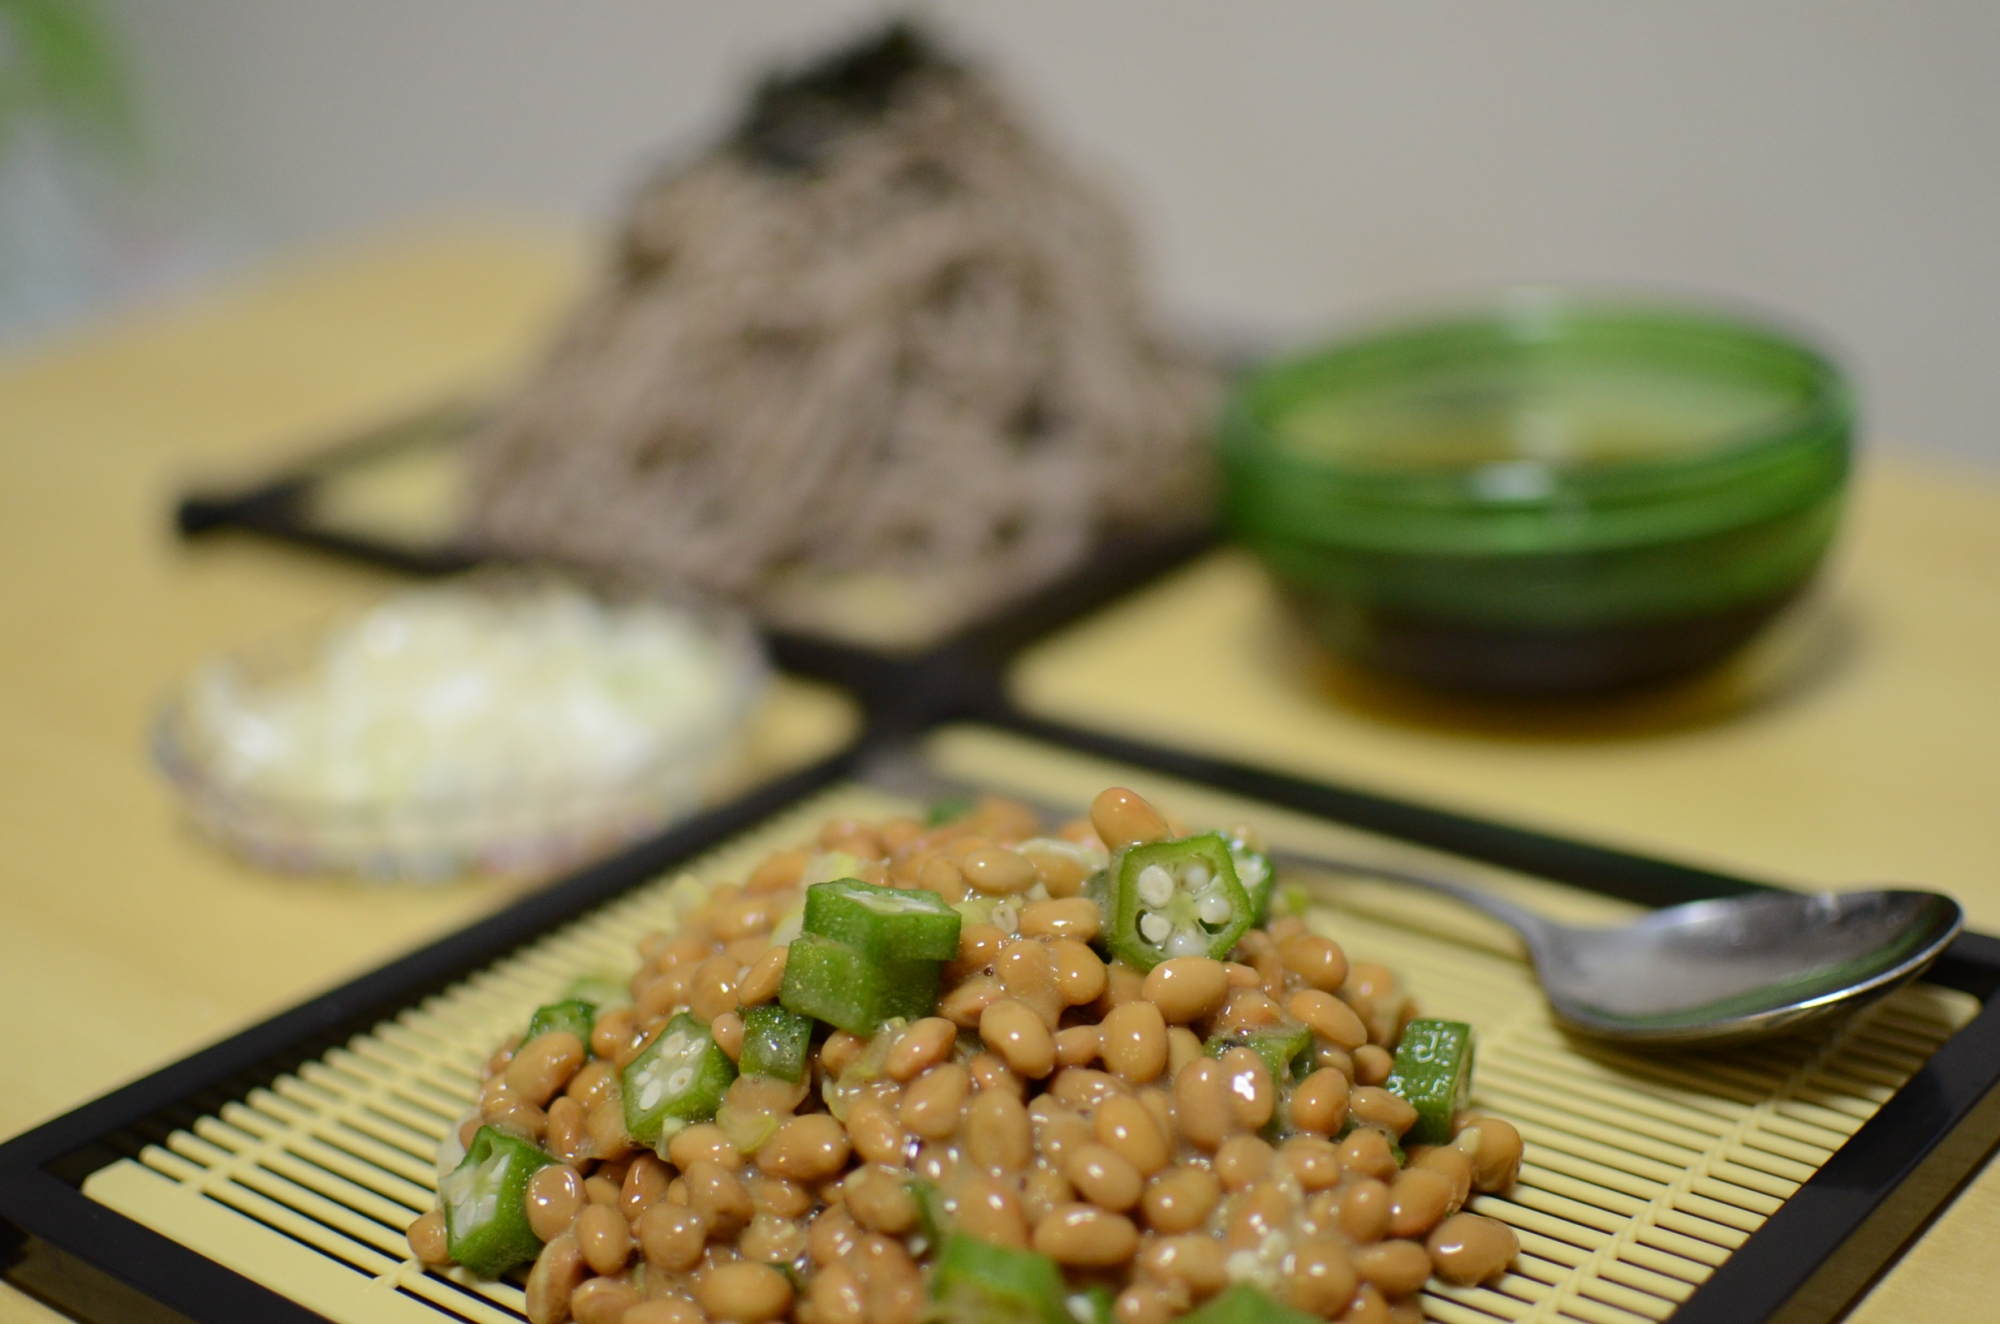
[{"xmin": 1219, "ymin": 293, "xmax": 1854, "ymax": 694}]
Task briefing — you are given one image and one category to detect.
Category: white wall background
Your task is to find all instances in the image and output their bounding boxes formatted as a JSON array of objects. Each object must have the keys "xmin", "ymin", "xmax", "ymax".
[{"xmin": 105, "ymin": 1, "xmax": 2000, "ymax": 468}]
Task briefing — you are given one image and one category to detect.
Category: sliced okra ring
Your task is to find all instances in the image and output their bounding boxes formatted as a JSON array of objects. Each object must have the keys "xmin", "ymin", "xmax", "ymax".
[
  {"xmin": 739, "ymin": 1003, "xmax": 814, "ymax": 1082},
  {"xmin": 802, "ymin": 877, "xmax": 962, "ymax": 962},
  {"xmin": 439, "ymin": 1125, "xmax": 557, "ymax": 1277},
  {"xmin": 1205, "ymin": 1020, "xmax": 1314, "ymax": 1084},
  {"xmin": 1103, "ymin": 833, "xmax": 1254, "ymax": 971},
  {"xmin": 779, "ymin": 933, "xmax": 944, "ymax": 1035},
  {"xmin": 621, "ymin": 1011, "xmax": 738, "ymax": 1147},
  {"xmin": 523, "ymin": 997, "xmax": 596, "ymax": 1047},
  {"xmin": 1178, "ymin": 1284, "xmax": 1322, "ymax": 1324},
  {"xmin": 1222, "ymin": 830, "xmax": 1275, "ymax": 925},
  {"xmin": 1384, "ymin": 1017, "xmax": 1475, "ymax": 1146},
  {"xmin": 930, "ymin": 1232, "xmax": 1071, "ymax": 1324}
]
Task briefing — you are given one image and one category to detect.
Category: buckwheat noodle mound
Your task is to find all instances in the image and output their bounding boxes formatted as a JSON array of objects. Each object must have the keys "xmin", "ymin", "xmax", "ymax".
[{"xmin": 462, "ymin": 26, "xmax": 1219, "ymax": 639}]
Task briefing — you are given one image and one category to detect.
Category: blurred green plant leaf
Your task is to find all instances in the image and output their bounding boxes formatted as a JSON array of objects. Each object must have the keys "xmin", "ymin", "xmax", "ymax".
[{"xmin": 0, "ymin": 0, "xmax": 134, "ymax": 159}]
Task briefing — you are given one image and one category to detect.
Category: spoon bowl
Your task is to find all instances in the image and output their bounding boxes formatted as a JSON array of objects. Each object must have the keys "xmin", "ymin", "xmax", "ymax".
[{"xmin": 1279, "ymin": 853, "xmax": 1962, "ymax": 1047}]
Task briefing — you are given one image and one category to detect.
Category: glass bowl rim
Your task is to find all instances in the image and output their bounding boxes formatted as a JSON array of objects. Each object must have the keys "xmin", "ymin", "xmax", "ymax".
[{"xmin": 1218, "ymin": 289, "xmax": 1856, "ymax": 534}]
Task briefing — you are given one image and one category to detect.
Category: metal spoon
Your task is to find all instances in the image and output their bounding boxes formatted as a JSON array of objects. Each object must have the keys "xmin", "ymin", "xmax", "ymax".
[{"xmin": 1276, "ymin": 852, "xmax": 1963, "ymax": 1047}]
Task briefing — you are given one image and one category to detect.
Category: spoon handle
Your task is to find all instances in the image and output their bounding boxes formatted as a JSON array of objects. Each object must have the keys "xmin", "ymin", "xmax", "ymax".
[{"xmin": 1270, "ymin": 850, "xmax": 1557, "ymax": 949}]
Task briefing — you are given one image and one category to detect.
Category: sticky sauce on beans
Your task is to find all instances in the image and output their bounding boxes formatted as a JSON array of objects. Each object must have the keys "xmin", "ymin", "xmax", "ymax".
[{"xmin": 415, "ymin": 788, "xmax": 1520, "ymax": 1324}]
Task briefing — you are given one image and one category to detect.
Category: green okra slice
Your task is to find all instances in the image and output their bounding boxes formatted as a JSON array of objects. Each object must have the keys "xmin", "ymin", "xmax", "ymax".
[
  {"xmin": 779, "ymin": 933, "xmax": 943, "ymax": 1035},
  {"xmin": 1205, "ymin": 1020, "xmax": 1314, "ymax": 1084},
  {"xmin": 1222, "ymin": 830, "xmax": 1276, "ymax": 925},
  {"xmin": 622, "ymin": 1012, "xmax": 738, "ymax": 1146},
  {"xmin": 1178, "ymin": 1285, "xmax": 1321, "ymax": 1324},
  {"xmin": 930, "ymin": 1233, "xmax": 1070, "ymax": 1324},
  {"xmin": 523, "ymin": 997, "xmax": 596, "ymax": 1047},
  {"xmin": 1102, "ymin": 833, "xmax": 1253, "ymax": 971},
  {"xmin": 1384, "ymin": 1017, "xmax": 1475, "ymax": 1146},
  {"xmin": 802, "ymin": 878, "xmax": 962, "ymax": 962},
  {"xmin": 739, "ymin": 1003, "xmax": 814, "ymax": 1082},
  {"xmin": 438, "ymin": 1125, "xmax": 557, "ymax": 1277},
  {"xmin": 563, "ymin": 971, "xmax": 632, "ymax": 1010}
]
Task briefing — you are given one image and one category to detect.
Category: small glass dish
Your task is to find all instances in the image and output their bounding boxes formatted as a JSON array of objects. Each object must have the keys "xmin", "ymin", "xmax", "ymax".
[
  {"xmin": 154, "ymin": 576, "xmax": 767, "ymax": 879},
  {"xmin": 1219, "ymin": 292, "xmax": 1854, "ymax": 694}
]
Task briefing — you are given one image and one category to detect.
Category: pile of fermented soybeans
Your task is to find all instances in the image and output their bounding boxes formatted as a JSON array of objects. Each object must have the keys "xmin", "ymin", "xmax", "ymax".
[{"xmin": 406, "ymin": 787, "xmax": 1523, "ymax": 1324}]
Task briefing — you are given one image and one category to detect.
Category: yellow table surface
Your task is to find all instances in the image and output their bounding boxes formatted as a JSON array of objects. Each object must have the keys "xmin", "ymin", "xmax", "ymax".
[{"xmin": 2, "ymin": 227, "xmax": 1995, "ymax": 1321}]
